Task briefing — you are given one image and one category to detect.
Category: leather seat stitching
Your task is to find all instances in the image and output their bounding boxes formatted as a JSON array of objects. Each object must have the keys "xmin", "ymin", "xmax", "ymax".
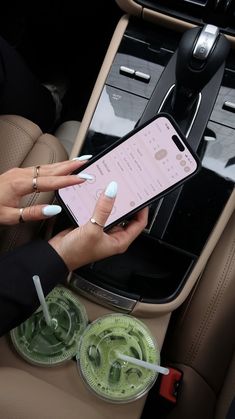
[
  {"xmin": 0, "ymin": 117, "xmax": 38, "ymax": 143},
  {"xmin": 185, "ymin": 240, "xmax": 235, "ymax": 365}
]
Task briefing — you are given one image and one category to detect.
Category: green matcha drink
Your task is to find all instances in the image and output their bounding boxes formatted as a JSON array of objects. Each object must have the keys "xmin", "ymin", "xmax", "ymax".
[
  {"xmin": 10, "ymin": 286, "xmax": 88, "ymax": 366},
  {"xmin": 77, "ymin": 313, "xmax": 160, "ymax": 403}
]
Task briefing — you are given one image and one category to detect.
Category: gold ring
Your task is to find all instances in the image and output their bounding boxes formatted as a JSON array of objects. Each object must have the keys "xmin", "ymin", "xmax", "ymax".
[
  {"xmin": 90, "ymin": 217, "xmax": 104, "ymax": 228},
  {"xmin": 32, "ymin": 177, "xmax": 40, "ymax": 193},
  {"xmin": 33, "ymin": 165, "xmax": 40, "ymax": 178},
  {"xmin": 19, "ymin": 208, "xmax": 25, "ymax": 223}
]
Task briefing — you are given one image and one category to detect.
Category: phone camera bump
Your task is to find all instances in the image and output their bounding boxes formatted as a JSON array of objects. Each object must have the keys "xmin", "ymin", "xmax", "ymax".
[{"xmin": 172, "ymin": 135, "xmax": 185, "ymax": 152}]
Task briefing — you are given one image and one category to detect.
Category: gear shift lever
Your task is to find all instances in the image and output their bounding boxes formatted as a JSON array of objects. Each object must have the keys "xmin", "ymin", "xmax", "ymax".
[
  {"xmin": 171, "ymin": 24, "xmax": 230, "ymax": 119},
  {"xmin": 138, "ymin": 23, "xmax": 231, "ymax": 241}
]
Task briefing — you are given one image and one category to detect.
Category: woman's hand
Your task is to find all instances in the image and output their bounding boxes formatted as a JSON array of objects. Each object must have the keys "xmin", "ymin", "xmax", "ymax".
[
  {"xmin": 49, "ymin": 181, "xmax": 148, "ymax": 271},
  {"xmin": 0, "ymin": 156, "xmax": 93, "ymax": 225}
]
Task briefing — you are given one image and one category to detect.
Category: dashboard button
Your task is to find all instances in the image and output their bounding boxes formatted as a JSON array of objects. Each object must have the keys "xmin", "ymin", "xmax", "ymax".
[
  {"xmin": 119, "ymin": 66, "xmax": 135, "ymax": 77},
  {"xmin": 134, "ymin": 71, "xmax": 151, "ymax": 83}
]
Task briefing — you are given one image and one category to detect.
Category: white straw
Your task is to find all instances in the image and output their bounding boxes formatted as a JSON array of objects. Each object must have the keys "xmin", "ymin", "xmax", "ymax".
[
  {"xmin": 32, "ymin": 275, "xmax": 52, "ymax": 327},
  {"xmin": 116, "ymin": 352, "xmax": 169, "ymax": 375}
]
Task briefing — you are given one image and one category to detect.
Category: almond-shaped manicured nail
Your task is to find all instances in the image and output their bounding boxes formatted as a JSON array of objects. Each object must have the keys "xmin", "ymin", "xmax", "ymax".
[
  {"xmin": 105, "ymin": 181, "xmax": 118, "ymax": 198},
  {"xmin": 77, "ymin": 172, "xmax": 94, "ymax": 180},
  {"xmin": 42, "ymin": 205, "xmax": 62, "ymax": 217},
  {"xmin": 72, "ymin": 155, "xmax": 93, "ymax": 161}
]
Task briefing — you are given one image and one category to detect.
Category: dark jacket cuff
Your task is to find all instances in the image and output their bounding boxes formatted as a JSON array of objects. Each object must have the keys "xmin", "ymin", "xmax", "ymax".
[{"xmin": 0, "ymin": 239, "xmax": 69, "ymax": 336}]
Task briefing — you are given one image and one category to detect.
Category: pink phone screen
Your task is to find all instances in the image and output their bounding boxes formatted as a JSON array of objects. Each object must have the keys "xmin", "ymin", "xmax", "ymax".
[{"xmin": 58, "ymin": 116, "xmax": 197, "ymax": 227}]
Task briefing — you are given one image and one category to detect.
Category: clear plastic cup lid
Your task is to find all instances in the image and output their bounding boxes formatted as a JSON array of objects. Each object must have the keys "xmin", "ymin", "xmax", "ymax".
[
  {"xmin": 10, "ymin": 285, "xmax": 88, "ymax": 366},
  {"xmin": 76, "ymin": 313, "xmax": 160, "ymax": 403}
]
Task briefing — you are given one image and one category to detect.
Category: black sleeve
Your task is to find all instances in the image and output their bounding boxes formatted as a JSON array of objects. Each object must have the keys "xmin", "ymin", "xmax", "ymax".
[{"xmin": 0, "ymin": 239, "xmax": 69, "ymax": 336}]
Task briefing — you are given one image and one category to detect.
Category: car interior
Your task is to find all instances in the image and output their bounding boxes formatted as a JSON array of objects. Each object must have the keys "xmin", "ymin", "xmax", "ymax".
[{"xmin": 0, "ymin": 0, "xmax": 235, "ymax": 418}]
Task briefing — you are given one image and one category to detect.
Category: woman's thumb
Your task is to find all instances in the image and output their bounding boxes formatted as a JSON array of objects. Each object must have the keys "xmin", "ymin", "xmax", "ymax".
[{"xmin": 89, "ymin": 181, "xmax": 118, "ymax": 228}]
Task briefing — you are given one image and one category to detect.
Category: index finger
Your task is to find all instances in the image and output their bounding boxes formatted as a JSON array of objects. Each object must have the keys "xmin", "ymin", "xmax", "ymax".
[
  {"xmin": 36, "ymin": 156, "xmax": 93, "ymax": 176},
  {"xmin": 14, "ymin": 174, "xmax": 89, "ymax": 196}
]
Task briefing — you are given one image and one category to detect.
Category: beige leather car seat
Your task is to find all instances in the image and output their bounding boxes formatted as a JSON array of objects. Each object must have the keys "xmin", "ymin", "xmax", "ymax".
[
  {"xmin": 0, "ymin": 115, "xmax": 90, "ymax": 418},
  {"xmin": 158, "ymin": 210, "xmax": 235, "ymax": 419},
  {"xmin": 0, "ymin": 368, "xmax": 88, "ymax": 419},
  {"xmin": 0, "ymin": 114, "xmax": 68, "ymax": 253}
]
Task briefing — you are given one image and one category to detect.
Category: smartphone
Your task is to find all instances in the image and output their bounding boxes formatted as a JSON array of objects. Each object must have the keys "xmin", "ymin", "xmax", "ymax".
[{"xmin": 56, "ymin": 113, "xmax": 200, "ymax": 230}]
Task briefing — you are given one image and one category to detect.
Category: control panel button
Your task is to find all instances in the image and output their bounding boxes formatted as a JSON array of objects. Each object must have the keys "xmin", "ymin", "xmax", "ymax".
[
  {"xmin": 134, "ymin": 70, "xmax": 151, "ymax": 83},
  {"xmin": 223, "ymin": 100, "xmax": 235, "ymax": 113},
  {"xmin": 119, "ymin": 66, "xmax": 135, "ymax": 77}
]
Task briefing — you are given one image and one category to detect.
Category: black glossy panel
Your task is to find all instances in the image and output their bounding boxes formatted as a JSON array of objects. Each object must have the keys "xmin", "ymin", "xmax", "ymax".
[
  {"xmin": 162, "ymin": 168, "xmax": 234, "ymax": 255},
  {"xmin": 81, "ymin": 85, "xmax": 148, "ymax": 156},
  {"xmin": 106, "ymin": 35, "xmax": 164, "ymax": 98},
  {"xmin": 202, "ymin": 121, "xmax": 235, "ymax": 182},
  {"xmin": 210, "ymin": 69, "xmax": 235, "ymax": 130},
  {"xmin": 75, "ymin": 235, "xmax": 196, "ymax": 303},
  {"xmin": 74, "ymin": 18, "xmax": 235, "ymax": 303}
]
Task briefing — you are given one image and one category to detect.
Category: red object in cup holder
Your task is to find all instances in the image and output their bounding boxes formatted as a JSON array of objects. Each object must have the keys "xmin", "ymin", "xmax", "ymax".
[{"xmin": 159, "ymin": 367, "xmax": 182, "ymax": 403}]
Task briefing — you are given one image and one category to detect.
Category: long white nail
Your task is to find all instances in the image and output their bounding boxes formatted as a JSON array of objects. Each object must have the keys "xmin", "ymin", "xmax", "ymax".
[
  {"xmin": 72, "ymin": 155, "xmax": 93, "ymax": 161},
  {"xmin": 42, "ymin": 205, "xmax": 62, "ymax": 217},
  {"xmin": 105, "ymin": 181, "xmax": 118, "ymax": 198},
  {"xmin": 78, "ymin": 172, "xmax": 94, "ymax": 180}
]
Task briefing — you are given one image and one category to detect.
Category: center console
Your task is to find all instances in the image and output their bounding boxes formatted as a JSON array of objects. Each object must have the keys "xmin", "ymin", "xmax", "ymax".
[{"xmin": 70, "ymin": 5, "xmax": 235, "ymax": 316}]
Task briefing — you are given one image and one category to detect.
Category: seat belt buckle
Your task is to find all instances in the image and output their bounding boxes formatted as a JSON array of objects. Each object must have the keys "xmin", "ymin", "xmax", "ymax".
[{"xmin": 159, "ymin": 367, "xmax": 182, "ymax": 403}]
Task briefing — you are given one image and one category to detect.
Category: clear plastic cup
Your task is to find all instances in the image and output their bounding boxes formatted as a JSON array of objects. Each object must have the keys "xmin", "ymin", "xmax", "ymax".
[
  {"xmin": 10, "ymin": 285, "xmax": 88, "ymax": 366},
  {"xmin": 76, "ymin": 313, "xmax": 160, "ymax": 403}
]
